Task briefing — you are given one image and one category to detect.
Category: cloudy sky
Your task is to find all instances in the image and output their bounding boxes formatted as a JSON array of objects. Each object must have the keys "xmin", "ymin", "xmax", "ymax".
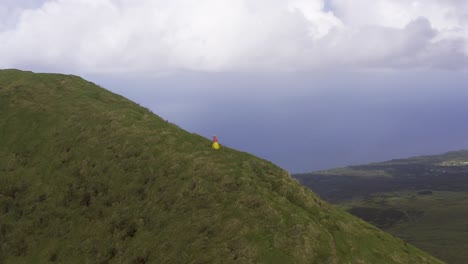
[
  {"xmin": 2, "ymin": 0, "xmax": 468, "ymax": 72},
  {"xmin": 2, "ymin": 0, "xmax": 468, "ymax": 172}
]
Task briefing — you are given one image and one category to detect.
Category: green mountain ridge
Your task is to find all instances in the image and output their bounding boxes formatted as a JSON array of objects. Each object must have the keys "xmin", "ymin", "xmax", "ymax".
[{"xmin": 0, "ymin": 69, "xmax": 441, "ymax": 263}]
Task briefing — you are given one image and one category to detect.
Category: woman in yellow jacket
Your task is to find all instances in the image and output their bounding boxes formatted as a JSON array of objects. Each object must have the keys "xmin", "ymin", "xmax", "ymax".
[{"xmin": 212, "ymin": 135, "xmax": 220, "ymax": 150}]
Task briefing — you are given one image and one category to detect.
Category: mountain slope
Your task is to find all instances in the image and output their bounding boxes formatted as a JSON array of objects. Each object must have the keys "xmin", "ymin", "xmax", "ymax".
[{"xmin": 0, "ymin": 70, "xmax": 442, "ymax": 264}]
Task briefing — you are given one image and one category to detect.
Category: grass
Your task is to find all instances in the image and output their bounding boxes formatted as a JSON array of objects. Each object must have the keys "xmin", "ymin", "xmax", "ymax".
[{"xmin": 0, "ymin": 69, "xmax": 442, "ymax": 263}]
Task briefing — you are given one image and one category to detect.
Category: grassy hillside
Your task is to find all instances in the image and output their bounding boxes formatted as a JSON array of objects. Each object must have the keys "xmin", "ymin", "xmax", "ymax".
[
  {"xmin": 0, "ymin": 69, "xmax": 442, "ymax": 263},
  {"xmin": 294, "ymin": 153, "xmax": 468, "ymax": 263}
]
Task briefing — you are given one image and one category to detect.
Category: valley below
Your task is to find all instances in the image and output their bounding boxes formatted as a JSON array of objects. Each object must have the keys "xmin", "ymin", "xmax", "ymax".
[
  {"xmin": 339, "ymin": 191, "xmax": 468, "ymax": 263},
  {"xmin": 295, "ymin": 151, "xmax": 468, "ymax": 264}
]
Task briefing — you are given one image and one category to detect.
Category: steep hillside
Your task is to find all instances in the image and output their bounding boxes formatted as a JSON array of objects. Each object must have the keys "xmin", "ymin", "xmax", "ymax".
[{"xmin": 0, "ymin": 70, "xmax": 441, "ymax": 263}]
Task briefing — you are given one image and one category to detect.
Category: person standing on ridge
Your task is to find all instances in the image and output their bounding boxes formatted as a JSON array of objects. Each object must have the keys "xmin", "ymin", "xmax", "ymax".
[{"xmin": 212, "ymin": 135, "xmax": 220, "ymax": 150}]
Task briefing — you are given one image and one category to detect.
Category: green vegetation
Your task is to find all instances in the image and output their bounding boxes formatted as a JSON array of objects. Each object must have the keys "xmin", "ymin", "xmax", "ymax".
[
  {"xmin": 295, "ymin": 152, "xmax": 468, "ymax": 264},
  {"xmin": 313, "ymin": 168, "xmax": 392, "ymax": 178},
  {"xmin": 0, "ymin": 69, "xmax": 441, "ymax": 263},
  {"xmin": 339, "ymin": 191, "xmax": 468, "ymax": 264},
  {"xmin": 295, "ymin": 151, "xmax": 468, "ymax": 202}
]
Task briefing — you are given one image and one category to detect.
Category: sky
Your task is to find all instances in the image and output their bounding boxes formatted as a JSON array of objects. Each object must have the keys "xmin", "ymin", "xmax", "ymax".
[{"xmin": 2, "ymin": 0, "xmax": 468, "ymax": 172}]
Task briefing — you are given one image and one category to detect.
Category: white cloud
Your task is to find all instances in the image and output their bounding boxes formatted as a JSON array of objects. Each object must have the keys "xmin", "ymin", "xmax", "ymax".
[
  {"xmin": 331, "ymin": 0, "xmax": 467, "ymax": 30},
  {"xmin": 0, "ymin": 0, "xmax": 46, "ymax": 31},
  {"xmin": 0, "ymin": 0, "xmax": 467, "ymax": 73}
]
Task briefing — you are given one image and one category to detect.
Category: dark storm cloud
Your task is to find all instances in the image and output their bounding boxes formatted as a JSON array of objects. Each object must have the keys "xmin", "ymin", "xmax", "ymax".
[{"xmin": 93, "ymin": 70, "xmax": 468, "ymax": 173}]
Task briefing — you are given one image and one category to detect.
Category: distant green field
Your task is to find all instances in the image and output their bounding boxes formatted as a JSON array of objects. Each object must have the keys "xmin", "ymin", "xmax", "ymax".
[
  {"xmin": 339, "ymin": 191, "xmax": 468, "ymax": 264},
  {"xmin": 295, "ymin": 151, "xmax": 468, "ymax": 202},
  {"xmin": 295, "ymin": 151, "xmax": 468, "ymax": 263}
]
